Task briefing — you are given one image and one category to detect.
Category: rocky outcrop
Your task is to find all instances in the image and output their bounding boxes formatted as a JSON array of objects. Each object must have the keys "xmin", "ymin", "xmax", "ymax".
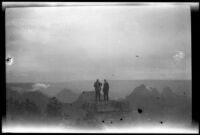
[
  {"xmin": 73, "ymin": 91, "xmax": 131, "ymax": 113},
  {"xmin": 56, "ymin": 88, "xmax": 79, "ymax": 103}
]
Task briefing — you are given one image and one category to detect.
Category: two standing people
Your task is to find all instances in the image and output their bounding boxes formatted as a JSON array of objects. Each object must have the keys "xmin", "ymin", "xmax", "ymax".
[{"xmin": 94, "ymin": 79, "xmax": 109, "ymax": 102}]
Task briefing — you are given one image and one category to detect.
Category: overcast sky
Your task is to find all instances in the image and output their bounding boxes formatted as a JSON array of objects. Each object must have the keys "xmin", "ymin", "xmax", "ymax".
[{"xmin": 6, "ymin": 5, "xmax": 191, "ymax": 82}]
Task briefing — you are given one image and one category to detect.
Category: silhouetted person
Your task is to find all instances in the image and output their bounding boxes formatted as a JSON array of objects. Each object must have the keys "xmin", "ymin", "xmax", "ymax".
[
  {"xmin": 103, "ymin": 79, "xmax": 109, "ymax": 101},
  {"xmin": 94, "ymin": 79, "xmax": 102, "ymax": 102}
]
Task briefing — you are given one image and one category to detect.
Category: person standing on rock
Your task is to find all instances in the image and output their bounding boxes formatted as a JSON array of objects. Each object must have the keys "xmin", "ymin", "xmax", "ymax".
[
  {"xmin": 94, "ymin": 79, "xmax": 102, "ymax": 102},
  {"xmin": 103, "ymin": 79, "xmax": 109, "ymax": 101}
]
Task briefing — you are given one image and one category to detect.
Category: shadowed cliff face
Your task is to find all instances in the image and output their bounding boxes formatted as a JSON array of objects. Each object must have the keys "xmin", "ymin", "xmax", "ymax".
[
  {"xmin": 6, "ymin": 88, "xmax": 49, "ymax": 113},
  {"xmin": 5, "ymin": 82, "xmax": 191, "ymax": 128},
  {"xmin": 55, "ymin": 89, "xmax": 79, "ymax": 103},
  {"xmin": 125, "ymin": 84, "xmax": 191, "ymax": 123},
  {"xmin": 75, "ymin": 91, "xmax": 97, "ymax": 103}
]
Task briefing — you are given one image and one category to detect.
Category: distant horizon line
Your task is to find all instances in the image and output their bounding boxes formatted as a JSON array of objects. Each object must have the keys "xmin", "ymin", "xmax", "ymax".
[{"xmin": 6, "ymin": 79, "xmax": 192, "ymax": 83}]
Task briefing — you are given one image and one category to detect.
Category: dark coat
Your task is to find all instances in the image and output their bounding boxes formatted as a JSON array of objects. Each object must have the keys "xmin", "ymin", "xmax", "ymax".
[
  {"xmin": 103, "ymin": 82, "xmax": 109, "ymax": 93},
  {"xmin": 94, "ymin": 81, "xmax": 102, "ymax": 92}
]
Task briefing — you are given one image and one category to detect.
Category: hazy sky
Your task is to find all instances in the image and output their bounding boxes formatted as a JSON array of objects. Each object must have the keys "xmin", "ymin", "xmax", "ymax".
[{"xmin": 6, "ymin": 5, "xmax": 191, "ymax": 82}]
